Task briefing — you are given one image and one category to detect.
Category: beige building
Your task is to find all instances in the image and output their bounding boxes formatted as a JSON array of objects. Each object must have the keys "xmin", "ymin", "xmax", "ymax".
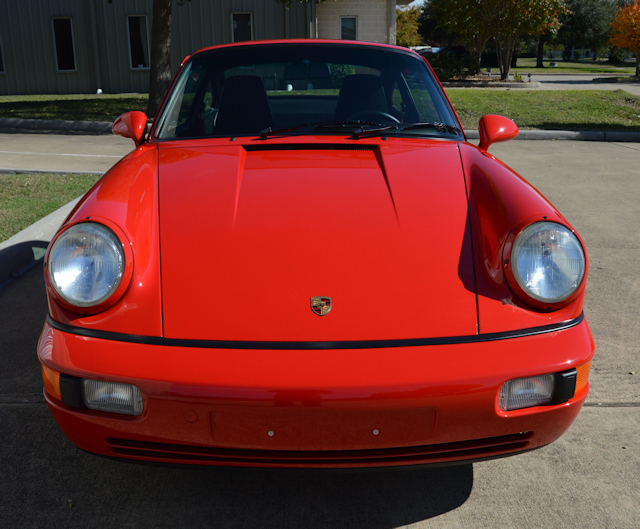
[
  {"xmin": 0, "ymin": 0, "xmax": 410, "ymax": 96},
  {"xmin": 317, "ymin": 0, "xmax": 410, "ymax": 45}
]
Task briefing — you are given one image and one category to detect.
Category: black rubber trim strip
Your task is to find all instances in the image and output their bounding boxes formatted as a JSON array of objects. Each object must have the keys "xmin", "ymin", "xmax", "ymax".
[
  {"xmin": 46, "ymin": 312, "xmax": 583, "ymax": 350},
  {"xmin": 243, "ymin": 144, "xmax": 377, "ymax": 152}
]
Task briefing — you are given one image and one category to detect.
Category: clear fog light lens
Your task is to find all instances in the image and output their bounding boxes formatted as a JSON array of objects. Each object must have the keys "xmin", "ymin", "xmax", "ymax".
[
  {"xmin": 512, "ymin": 222, "xmax": 585, "ymax": 304},
  {"xmin": 83, "ymin": 379, "xmax": 143, "ymax": 416},
  {"xmin": 499, "ymin": 374, "xmax": 555, "ymax": 411}
]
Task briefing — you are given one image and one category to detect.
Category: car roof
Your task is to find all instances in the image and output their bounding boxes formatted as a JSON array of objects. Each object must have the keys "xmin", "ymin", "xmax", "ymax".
[{"xmin": 182, "ymin": 39, "xmax": 421, "ymax": 65}]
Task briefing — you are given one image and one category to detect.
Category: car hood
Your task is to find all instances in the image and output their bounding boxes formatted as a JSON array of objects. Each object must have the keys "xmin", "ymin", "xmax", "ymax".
[{"xmin": 158, "ymin": 139, "xmax": 477, "ymax": 341}]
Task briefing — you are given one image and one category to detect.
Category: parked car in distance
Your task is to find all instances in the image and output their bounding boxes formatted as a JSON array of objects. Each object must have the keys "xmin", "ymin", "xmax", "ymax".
[{"xmin": 39, "ymin": 40, "xmax": 593, "ymax": 468}]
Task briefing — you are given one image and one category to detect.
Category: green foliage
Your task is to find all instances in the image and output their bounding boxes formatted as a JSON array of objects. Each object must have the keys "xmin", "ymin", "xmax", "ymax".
[
  {"xmin": 426, "ymin": 0, "xmax": 493, "ymax": 67},
  {"xmin": 608, "ymin": 46, "xmax": 630, "ymax": 63},
  {"xmin": 418, "ymin": 2, "xmax": 457, "ymax": 45},
  {"xmin": 310, "ymin": 64, "xmax": 356, "ymax": 89},
  {"xmin": 421, "ymin": 0, "xmax": 568, "ymax": 79},
  {"xmin": 329, "ymin": 64, "xmax": 356, "ymax": 84},
  {"xmin": 425, "ymin": 52, "xmax": 468, "ymax": 81},
  {"xmin": 558, "ymin": 0, "xmax": 616, "ymax": 52},
  {"xmin": 396, "ymin": 6, "xmax": 422, "ymax": 47}
]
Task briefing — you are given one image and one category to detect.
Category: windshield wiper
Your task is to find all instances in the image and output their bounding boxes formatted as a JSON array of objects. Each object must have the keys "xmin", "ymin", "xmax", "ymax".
[
  {"xmin": 259, "ymin": 120, "xmax": 386, "ymax": 140},
  {"xmin": 350, "ymin": 125, "xmax": 397, "ymax": 140},
  {"xmin": 401, "ymin": 122, "xmax": 462, "ymax": 135},
  {"xmin": 351, "ymin": 122, "xmax": 463, "ymax": 140}
]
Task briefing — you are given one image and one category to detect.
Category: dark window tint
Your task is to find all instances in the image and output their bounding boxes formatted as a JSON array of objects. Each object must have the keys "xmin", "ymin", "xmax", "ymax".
[
  {"xmin": 232, "ymin": 13, "xmax": 252, "ymax": 42},
  {"xmin": 128, "ymin": 16, "xmax": 149, "ymax": 69},
  {"xmin": 53, "ymin": 18, "xmax": 76, "ymax": 71},
  {"xmin": 0, "ymin": 39, "xmax": 4, "ymax": 73},
  {"xmin": 340, "ymin": 17, "xmax": 356, "ymax": 40}
]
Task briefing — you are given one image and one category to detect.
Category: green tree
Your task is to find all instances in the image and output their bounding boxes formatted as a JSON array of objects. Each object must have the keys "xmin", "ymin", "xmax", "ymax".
[
  {"xmin": 559, "ymin": 0, "xmax": 617, "ymax": 61},
  {"xmin": 489, "ymin": 0, "xmax": 569, "ymax": 80},
  {"xmin": 427, "ymin": 0, "xmax": 493, "ymax": 72},
  {"xmin": 418, "ymin": 1, "xmax": 458, "ymax": 46},
  {"xmin": 397, "ymin": 6, "xmax": 423, "ymax": 47}
]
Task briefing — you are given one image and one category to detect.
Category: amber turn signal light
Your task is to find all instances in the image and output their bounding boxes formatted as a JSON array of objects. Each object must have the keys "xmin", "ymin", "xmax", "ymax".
[
  {"xmin": 41, "ymin": 364, "xmax": 61, "ymax": 401},
  {"xmin": 576, "ymin": 360, "xmax": 591, "ymax": 394}
]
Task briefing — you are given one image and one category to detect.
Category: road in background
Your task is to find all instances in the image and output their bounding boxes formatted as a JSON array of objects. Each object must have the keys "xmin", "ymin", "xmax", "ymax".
[
  {"xmin": 1, "ymin": 140, "xmax": 638, "ymax": 527},
  {"xmin": 532, "ymin": 74, "xmax": 640, "ymax": 96},
  {"xmin": 0, "ymin": 129, "xmax": 131, "ymax": 173}
]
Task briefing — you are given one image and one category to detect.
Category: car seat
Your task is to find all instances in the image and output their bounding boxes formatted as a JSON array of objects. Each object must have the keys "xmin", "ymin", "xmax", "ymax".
[
  {"xmin": 214, "ymin": 75, "xmax": 275, "ymax": 135},
  {"xmin": 334, "ymin": 74, "xmax": 389, "ymax": 120}
]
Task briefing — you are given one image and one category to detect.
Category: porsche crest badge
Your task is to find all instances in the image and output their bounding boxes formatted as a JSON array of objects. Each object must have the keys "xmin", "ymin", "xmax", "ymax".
[{"xmin": 310, "ymin": 296, "xmax": 332, "ymax": 316}]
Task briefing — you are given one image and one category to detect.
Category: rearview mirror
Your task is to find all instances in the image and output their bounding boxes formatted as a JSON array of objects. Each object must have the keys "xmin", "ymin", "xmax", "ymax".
[
  {"xmin": 478, "ymin": 115, "xmax": 518, "ymax": 151},
  {"xmin": 112, "ymin": 111, "xmax": 148, "ymax": 147}
]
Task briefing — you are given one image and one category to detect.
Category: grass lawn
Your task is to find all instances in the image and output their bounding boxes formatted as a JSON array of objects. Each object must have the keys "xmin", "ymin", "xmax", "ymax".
[
  {"xmin": 0, "ymin": 173, "xmax": 99, "ymax": 242},
  {"xmin": 0, "ymin": 94, "xmax": 148, "ymax": 122},
  {"xmin": 447, "ymin": 89, "xmax": 640, "ymax": 131},
  {"xmin": 510, "ymin": 57, "xmax": 635, "ymax": 76}
]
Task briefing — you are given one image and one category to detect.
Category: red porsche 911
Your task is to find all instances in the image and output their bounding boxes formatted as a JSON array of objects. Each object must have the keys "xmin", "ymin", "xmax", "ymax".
[{"xmin": 38, "ymin": 40, "xmax": 593, "ymax": 468}]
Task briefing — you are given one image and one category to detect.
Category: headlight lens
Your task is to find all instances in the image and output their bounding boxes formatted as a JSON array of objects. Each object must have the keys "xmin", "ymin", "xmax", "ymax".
[
  {"xmin": 48, "ymin": 222, "xmax": 125, "ymax": 307},
  {"xmin": 511, "ymin": 222, "xmax": 585, "ymax": 304}
]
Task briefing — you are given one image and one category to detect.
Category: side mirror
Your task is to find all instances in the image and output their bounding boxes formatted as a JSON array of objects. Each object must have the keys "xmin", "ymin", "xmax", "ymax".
[
  {"xmin": 478, "ymin": 115, "xmax": 518, "ymax": 151},
  {"xmin": 112, "ymin": 111, "xmax": 148, "ymax": 147}
]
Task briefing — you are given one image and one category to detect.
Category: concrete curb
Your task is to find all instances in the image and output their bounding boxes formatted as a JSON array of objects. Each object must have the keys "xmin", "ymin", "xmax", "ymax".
[
  {"xmin": 464, "ymin": 129, "xmax": 640, "ymax": 142},
  {"xmin": 0, "ymin": 167, "xmax": 105, "ymax": 176},
  {"xmin": 0, "ymin": 117, "xmax": 112, "ymax": 133},
  {"xmin": 0, "ymin": 197, "xmax": 83, "ymax": 289}
]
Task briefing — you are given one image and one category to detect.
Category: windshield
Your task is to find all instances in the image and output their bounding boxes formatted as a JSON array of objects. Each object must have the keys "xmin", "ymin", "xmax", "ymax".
[{"xmin": 154, "ymin": 43, "xmax": 461, "ymax": 140}]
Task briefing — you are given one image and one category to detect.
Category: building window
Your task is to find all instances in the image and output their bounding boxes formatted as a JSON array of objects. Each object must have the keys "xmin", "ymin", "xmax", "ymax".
[
  {"xmin": 231, "ymin": 13, "xmax": 253, "ymax": 43},
  {"xmin": 127, "ymin": 16, "xmax": 150, "ymax": 69},
  {"xmin": 52, "ymin": 18, "xmax": 76, "ymax": 71},
  {"xmin": 340, "ymin": 16, "xmax": 357, "ymax": 40}
]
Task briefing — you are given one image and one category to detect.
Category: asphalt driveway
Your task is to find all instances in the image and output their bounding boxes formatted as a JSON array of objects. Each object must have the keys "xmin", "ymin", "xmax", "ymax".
[{"xmin": 0, "ymin": 139, "xmax": 638, "ymax": 528}]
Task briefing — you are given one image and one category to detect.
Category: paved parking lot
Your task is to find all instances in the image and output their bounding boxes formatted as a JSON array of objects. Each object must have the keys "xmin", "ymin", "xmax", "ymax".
[{"xmin": 0, "ymin": 138, "xmax": 638, "ymax": 527}]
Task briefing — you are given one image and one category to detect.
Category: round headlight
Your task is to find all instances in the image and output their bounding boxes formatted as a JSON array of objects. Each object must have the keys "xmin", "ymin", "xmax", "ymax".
[
  {"xmin": 511, "ymin": 222, "xmax": 585, "ymax": 304},
  {"xmin": 48, "ymin": 222, "xmax": 125, "ymax": 307}
]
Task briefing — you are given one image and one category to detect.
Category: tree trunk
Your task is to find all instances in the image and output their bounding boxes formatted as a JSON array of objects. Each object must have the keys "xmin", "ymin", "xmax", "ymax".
[
  {"xmin": 497, "ymin": 36, "xmax": 516, "ymax": 81},
  {"xmin": 636, "ymin": 53, "xmax": 640, "ymax": 77},
  {"xmin": 146, "ymin": 0, "xmax": 173, "ymax": 119},
  {"xmin": 466, "ymin": 33, "xmax": 488, "ymax": 75},
  {"xmin": 536, "ymin": 34, "xmax": 546, "ymax": 68}
]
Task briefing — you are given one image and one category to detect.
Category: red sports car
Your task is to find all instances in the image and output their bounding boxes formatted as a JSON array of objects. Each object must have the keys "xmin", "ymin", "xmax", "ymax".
[{"xmin": 38, "ymin": 40, "xmax": 593, "ymax": 468}]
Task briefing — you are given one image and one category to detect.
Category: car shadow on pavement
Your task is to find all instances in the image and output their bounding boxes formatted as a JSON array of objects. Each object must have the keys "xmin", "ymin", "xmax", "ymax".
[
  {"xmin": 1, "ymin": 266, "xmax": 473, "ymax": 527},
  {"xmin": 0, "ymin": 240, "xmax": 48, "ymax": 287},
  {"xmin": 2, "ymin": 409, "xmax": 474, "ymax": 528}
]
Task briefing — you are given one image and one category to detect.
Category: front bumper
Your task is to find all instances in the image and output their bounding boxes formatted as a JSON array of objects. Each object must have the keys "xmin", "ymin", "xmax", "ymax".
[{"xmin": 38, "ymin": 317, "xmax": 594, "ymax": 468}]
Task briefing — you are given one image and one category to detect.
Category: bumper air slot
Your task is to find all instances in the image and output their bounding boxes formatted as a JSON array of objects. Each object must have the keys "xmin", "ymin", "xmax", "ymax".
[{"xmin": 105, "ymin": 432, "xmax": 533, "ymax": 467}]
